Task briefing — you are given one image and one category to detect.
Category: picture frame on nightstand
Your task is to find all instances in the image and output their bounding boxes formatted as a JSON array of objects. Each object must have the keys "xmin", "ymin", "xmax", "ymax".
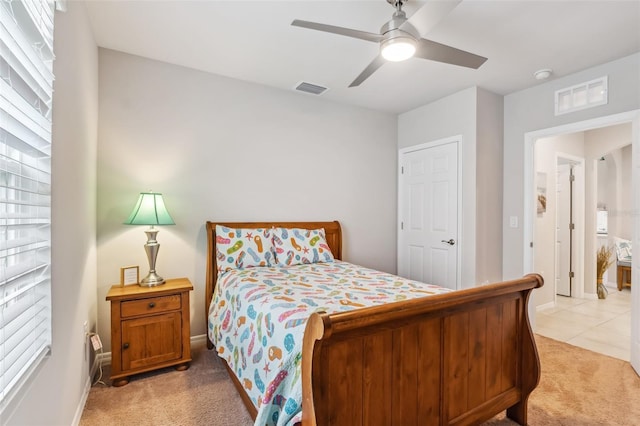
[{"xmin": 120, "ymin": 265, "xmax": 139, "ymax": 286}]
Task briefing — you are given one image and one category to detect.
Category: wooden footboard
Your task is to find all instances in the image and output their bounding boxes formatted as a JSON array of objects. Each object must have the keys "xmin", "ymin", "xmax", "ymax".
[{"xmin": 301, "ymin": 274, "xmax": 543, "ymax": 426}]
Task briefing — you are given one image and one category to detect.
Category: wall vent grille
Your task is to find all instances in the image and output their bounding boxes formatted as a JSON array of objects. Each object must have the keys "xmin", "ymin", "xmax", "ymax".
[
  {"xmin": 295, "ymin": 82, "xmax": 328, "ymax": 95},
  {"xmin": 555, "ymin": 76, "xmax": 608, "ymax": 116}
]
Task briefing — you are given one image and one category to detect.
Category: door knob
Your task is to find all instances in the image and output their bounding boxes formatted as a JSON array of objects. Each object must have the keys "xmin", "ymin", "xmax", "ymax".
[{"xmin": 441, "ymin": 239, "xmax": 455, "ymax": 246}]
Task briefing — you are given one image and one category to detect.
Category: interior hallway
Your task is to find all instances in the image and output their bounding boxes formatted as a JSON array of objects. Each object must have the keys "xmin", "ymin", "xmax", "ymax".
[{"xmin": 535, "ymin": 287, "xmax": 632, "ymax": 361}]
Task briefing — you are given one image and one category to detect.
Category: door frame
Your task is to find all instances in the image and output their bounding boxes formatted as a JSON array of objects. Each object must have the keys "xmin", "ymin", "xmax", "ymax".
[
  {"xmin": 397, "ymin": 135, "xmax": 463, "ymax": 290},
  {"xmin": 523, "ymin": 109, "xmax": 639, "ymax": 374},
  {"xmin": 554, "ymin": 153, "xmax": 586, "ymax": 300}
]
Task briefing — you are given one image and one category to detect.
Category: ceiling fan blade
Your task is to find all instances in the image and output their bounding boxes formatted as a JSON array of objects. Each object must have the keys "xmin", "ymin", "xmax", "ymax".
[
  {"xmin": 415, "ymin": 38, "xmax": 487, "ymax": 69},
  {"xmin": 402, "ymin": 0, "xmax": 462, "ymax": 36},
  {"xmin": 349, "ymin": 55, "xmax": 386, "ymax": 88},
  {"xmin": 292, "ymin": 19, "xmax": 382, "ymax": 43}
]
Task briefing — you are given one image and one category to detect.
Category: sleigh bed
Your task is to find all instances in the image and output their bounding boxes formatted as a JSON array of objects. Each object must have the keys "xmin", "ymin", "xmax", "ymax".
[{"xmin": 205, "ymin": 220, "xmax": 542, "ymax": 426}]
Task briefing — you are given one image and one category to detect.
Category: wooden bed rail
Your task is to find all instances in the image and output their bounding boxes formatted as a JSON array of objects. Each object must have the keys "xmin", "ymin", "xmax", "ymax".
[{"xmin": 301, "ymin": 273, "xmax": 543, "ymax": 426}]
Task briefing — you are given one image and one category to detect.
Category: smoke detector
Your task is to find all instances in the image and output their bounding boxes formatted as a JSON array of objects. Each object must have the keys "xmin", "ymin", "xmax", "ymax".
[{"xmin": 534, "ymin": 69, "xmax": 553, "ymax": 80}]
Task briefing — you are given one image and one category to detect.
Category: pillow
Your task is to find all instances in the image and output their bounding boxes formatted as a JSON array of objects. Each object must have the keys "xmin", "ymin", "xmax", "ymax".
[
  {"xmin": 272, "ymin": 227, "xmax": 334, "ymax": 266},
  {"xmin": 613, "ymin": 237, "xmax": 632, "ymax": 261},
  {"xmin": 215, "ymin": 225, "xmax": 275, "ymax": 272}
]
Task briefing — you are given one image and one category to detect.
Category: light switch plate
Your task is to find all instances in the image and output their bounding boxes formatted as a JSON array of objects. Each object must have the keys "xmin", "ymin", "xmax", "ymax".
[{"xmin": 509, "ymin": 216, "xmax": 518, "ymax": 228}]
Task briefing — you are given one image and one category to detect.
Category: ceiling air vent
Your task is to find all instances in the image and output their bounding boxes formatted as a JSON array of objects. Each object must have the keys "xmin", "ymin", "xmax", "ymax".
[{"xmin": 295, "ymin": 82, "xmax": 328, "ymax": 96}]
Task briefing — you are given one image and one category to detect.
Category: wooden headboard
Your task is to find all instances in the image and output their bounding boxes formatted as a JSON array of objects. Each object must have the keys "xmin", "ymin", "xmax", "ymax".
[{"xmin": 204, "ymin": 221, "xmax": 342, "ymax": 348}]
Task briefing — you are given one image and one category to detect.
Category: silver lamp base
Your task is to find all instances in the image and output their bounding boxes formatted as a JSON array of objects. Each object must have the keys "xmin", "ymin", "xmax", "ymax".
[
  {"xmin": 140, "ymin": 227, "xmax": 166, "ymax": 287},
  {"xmin": 140, "ymin": 271, "xmax": 165, "ymax": 287}
]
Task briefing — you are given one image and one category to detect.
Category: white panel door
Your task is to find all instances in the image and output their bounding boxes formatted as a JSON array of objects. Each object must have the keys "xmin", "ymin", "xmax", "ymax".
[
  {"xmin": 556, "ymin": 164, "xmax": 571, "ymax": 297},
  {"xmin": 399, "ymin": 140, "xmax": 459, "ymax": 290}
]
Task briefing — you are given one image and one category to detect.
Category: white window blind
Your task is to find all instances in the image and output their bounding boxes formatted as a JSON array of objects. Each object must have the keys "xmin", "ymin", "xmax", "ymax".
[{"xmin": 0, "ymin": 0, "xmax": 54, "ymax": 408}]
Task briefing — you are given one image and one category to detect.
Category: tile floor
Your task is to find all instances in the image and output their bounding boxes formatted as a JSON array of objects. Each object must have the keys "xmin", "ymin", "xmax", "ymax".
[{"xmin": 534, "ymin": 286, "xmax": 632, "ymax": 361}]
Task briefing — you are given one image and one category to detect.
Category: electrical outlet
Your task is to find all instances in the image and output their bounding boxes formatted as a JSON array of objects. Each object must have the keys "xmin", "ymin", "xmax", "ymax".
[{"xmin": 90, "ymin": 334, "xmax": 103, "ymax": 351}]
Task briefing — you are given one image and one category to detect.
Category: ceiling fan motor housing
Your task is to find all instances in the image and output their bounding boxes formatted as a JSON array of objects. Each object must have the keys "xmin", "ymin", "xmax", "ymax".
[
  {"xmin": 380, "ymin": 10, "xmax": 419, "ymax": 40},
  {"xmin": 379, "ymin": 9, "xmax": 419, "ymax": 61}
]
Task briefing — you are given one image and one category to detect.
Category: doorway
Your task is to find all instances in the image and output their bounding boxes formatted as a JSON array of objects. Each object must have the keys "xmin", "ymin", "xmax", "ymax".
[
  {"xmin": 597, "ymin": 146, "xmax": 634, "ymax": 287},
  {"xmin": 556, "ymin": 159, "xmax": 582, "ymax": 298},
  {"xmin": 523, "ymin": 110, "xmax": 639, "ymax": 374},
  {"xmin": 532, "ymin": 138, "xmax": 586, "ymax": 306}
]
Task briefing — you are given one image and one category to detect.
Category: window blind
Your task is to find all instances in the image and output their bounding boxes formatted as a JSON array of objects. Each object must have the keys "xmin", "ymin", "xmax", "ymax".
[{"xmin": 0, "ymin": 0, "xmax": 54, "ymax": 407}]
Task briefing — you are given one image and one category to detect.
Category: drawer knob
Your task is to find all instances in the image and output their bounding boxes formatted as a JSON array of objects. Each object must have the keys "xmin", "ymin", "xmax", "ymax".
[
  {"xmin": 148, "ymin": 302, "xmax": 156, "ymax": 308},
  {"xmin": 123, "ymin": 343, "xmax": 129, "ymax": 350}
]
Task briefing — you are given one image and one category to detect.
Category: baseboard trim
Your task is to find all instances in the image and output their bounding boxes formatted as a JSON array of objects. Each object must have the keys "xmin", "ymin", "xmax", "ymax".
[
  {"xmin": 72, "ymin": 376, "xmax": 91, "ymax": 426},
  {"xmin": 72, "ymin": 351, "xmax": 102, "ymax": 426},
  {"xmin": 584, "ymin": 292, "xmax": 599, "ymax": 300},
  {"xmin": 538, "ymin": 289, "xmax": 617, "ymax": 306},
  {"xmin": 98, "ymin": 350, "xmax": 111, "ymax": 366},
  {"xmin": 536, "ymin": 300, "xmax": 555, "ymax": 312},
  {"xmin": 191, "ymin": 333, "xmax": 208, "ymax": 346}
]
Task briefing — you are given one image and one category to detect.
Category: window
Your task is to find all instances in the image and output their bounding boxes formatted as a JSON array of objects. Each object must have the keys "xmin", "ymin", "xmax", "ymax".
[{"xmin": 0, "ymin": 0, "xmax": 55, "ymax": 408}]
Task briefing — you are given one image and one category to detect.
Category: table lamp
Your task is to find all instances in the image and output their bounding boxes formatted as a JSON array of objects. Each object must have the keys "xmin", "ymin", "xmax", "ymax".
[{"xmin": 124, "ymin": 191, "xmax": 175, "ymax": 286}]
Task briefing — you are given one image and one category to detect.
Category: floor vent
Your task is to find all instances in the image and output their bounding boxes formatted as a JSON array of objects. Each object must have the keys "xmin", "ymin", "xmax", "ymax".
[{"xmin": 295, "ymin": 82, "xmax": 328, "ymax": 95}]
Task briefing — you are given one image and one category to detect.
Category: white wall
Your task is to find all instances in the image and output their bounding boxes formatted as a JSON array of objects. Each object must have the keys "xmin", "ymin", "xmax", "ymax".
[
  {"xmin": 398, "ymin": 88, "xmax": 477, "ymax": 287},
  {"xmin": 503, "ymin": 53, "xmax": 640, "ymax": 282},
  {"xmin": 620, "ymin": 144, "xmax": 633, "ymax": 239},
  {"xmin": 476, "ymin": 88, "xmax": 504, "ymax": 284},
  {"xmin": 589, "ymin": 124, "xmax": 633, "ymax": 285},
  {"xmin": 398, "ymin": 87, "xmax": 477, "ymax": 151},
  {"xmin": 587, "ymin": 123, "xmax": 633, "ymax": 241},
  {"xmin": 582, "ymin": 124, "xmax": 633, "ymax": 292},
  {"xmin": 96, "ymin": 49, "xmax": 398, "ymax": 351},
  {"xmin": 5, "ymin": 2, "xmax": 98, "ymax": 425},
  {"xmin": 398, "ymin": 86, "xmax": 503, "ymax": 287}
]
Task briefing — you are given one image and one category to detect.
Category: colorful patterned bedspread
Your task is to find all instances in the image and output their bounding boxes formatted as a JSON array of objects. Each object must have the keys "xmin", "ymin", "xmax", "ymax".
[{"xmin": 207, "ymin": 260, "xmax": 452, "ymax": 426}]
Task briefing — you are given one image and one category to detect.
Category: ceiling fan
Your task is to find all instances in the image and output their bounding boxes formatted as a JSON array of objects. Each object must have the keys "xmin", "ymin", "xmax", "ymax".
[{"xmin": 291, "ymin": 0, "xmax": 487, "ymax": 87}]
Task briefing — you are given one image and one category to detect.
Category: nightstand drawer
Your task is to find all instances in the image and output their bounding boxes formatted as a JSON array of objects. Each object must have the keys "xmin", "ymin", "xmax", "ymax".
[{"xmin": 121, "ymin": 294, "xmax": 181, "ymax": 318}]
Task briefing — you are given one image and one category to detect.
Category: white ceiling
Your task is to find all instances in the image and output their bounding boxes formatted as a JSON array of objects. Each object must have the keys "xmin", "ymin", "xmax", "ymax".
[{"xmin": 84, "ymin": 0, "xmax": 640, "ymax": 114}]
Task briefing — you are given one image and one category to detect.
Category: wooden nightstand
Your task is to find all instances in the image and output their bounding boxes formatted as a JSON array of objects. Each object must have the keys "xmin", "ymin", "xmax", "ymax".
[{"xmin": 106, "ymin": 277, "xmax": 193, "ymax": 386}]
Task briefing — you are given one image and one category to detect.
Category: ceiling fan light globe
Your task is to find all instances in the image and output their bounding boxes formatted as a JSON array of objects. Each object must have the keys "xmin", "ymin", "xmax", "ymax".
[{"xmin": 381, "ymin": 37, "xmax": 416, "ymax": 62}]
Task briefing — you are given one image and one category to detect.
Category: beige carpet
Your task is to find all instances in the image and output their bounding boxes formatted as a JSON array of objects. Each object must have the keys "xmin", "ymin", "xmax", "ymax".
[
  {"xmin": 80, "ymin": 335, "xmax": 640, "ymax": 425},
  {"xmin": 80, "ymin": 342, "xmax": 253, "ymax": 426}
]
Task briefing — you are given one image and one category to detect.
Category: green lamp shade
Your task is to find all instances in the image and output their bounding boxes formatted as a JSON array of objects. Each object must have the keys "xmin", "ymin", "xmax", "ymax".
[{"xmin": 124, "ymin": 192, "xmax": 175, "ymax": 226}]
